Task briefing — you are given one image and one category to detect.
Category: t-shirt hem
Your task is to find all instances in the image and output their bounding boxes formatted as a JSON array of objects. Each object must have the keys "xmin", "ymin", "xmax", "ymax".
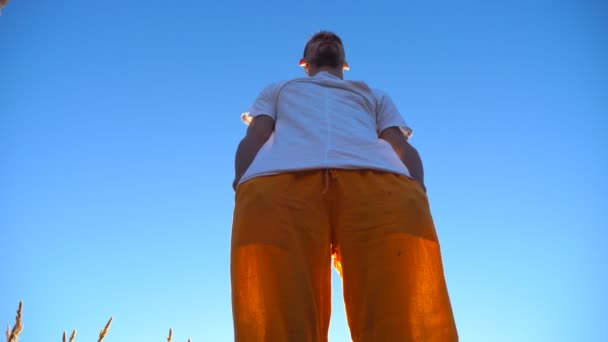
[{"xmin": 238, "ymin": 166, "xmax": 411, "ymax": 186}]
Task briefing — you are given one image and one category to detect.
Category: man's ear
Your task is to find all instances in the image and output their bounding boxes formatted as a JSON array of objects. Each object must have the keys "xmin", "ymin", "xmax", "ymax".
[
  {"xmin": 343, "ymin": 61, "xmax": 350, "ymax": 70},
  {"xmin": 299, "ymin": 58, "xmax": 310, "ymax": 75}
]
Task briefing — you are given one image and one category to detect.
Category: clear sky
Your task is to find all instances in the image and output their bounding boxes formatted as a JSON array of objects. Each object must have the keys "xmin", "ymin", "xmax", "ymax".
[{"xmin": 1, "ymin": 0, "xmax": 606, "ymax": 341}]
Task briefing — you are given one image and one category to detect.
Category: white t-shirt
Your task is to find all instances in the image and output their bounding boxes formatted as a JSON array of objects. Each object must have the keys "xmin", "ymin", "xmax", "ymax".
[{"xmin": 238, "ymin": 71, "xmax": 413, "ymax": 185}]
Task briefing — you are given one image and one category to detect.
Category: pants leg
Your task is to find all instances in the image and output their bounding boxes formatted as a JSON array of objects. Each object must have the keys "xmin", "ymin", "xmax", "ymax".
[
  {"xmin": 231, "ymin": 172, "xmax": 332, "ymax": 342},
  {"xmin": 331, "ymin": 170, "xmax": 458, "ymax": 342}
]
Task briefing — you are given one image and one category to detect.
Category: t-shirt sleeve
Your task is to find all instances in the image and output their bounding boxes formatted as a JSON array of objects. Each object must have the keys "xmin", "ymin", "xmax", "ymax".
[
  {"xmin": 374, "ymin": 90, "xmax": 413, "ymax": 139},
  {"xmin": 241, "ymin": 83, "xmax": 280, "ymax": 126}
]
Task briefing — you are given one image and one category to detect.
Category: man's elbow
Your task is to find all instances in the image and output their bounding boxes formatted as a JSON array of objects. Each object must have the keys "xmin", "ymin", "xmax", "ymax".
[
  {"xmin": 246, "ymin": 115, "xmax": 275, "ymax": 144},
  {"xmin": 380, "ymin": 126, "xmax": 410, "ymax": 155}
]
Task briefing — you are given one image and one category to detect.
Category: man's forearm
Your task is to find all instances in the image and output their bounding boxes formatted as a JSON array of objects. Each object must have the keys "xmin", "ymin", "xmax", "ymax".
[
  {"xmin": 399, "ymin": 142, "xmax": 425, "ymax": 190},
  {"xmin": 233, "ymin": 136, "xmax": 266, "ymax": 189},
  {"xmin": 233, "ymin": 115, "xmax": 275, "ymax": 190},
  {"xmin": 379, "ymin": 127, "xmax": 426, "ymax": 191}
]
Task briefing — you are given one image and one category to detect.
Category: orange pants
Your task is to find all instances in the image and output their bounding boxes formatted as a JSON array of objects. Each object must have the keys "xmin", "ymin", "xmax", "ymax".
[{"xmin": 231, "ymin": 170, "xmax": 458, "ymax": 341}]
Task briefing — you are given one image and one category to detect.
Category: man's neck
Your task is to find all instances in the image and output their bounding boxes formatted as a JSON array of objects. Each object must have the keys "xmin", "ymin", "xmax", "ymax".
[{"xmin": 308, "ymin": 66, "xmax": 343, "ymax": 79}]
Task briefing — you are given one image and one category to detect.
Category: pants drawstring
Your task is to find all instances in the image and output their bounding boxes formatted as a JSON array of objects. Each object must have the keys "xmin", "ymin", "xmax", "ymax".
[
  {"xmin": 321, "ymin": 169, "xmax": 337, "ymax": 194},
  {"xmin": 322, "ymin": 170, "xmax": 329, "ymax": 194}
]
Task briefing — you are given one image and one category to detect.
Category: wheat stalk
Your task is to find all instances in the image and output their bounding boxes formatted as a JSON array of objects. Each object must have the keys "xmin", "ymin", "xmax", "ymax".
[
  {"xmin": 4, "ymin": 305, "xmax": 194, "ymax": 341},
  {"xmin": 97, "ymin": 317, "xmax": 112, "ymax": 342},
  {"xmin": 6, "ymin": 301, "xmax": 23, "ymax": 342},
  {"xmin": 63, "ymin": 331, "xmax": 66, "ymax": 342},
  {"xmin": 62, "ymin": 328, "xmax": 76, "ymax": 342}
]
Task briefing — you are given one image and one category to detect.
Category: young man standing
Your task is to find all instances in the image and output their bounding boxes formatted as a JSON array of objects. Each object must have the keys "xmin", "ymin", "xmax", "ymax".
[{"xmin": 231, "ymin": 31, "xmax": 458, "ymax": 342}]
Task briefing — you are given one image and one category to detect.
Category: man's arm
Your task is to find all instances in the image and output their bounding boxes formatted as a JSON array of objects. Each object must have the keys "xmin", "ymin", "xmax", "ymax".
[
  {"xmin": 233, "ymin": 115, "xmax": 275, "ymax": 190},
  {"xmin": 379, "ymin": 126, "xmax": 426, "ymax": 192}
]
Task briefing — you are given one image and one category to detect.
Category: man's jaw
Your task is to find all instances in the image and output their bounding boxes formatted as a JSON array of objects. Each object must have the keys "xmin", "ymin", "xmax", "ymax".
[{"xmin": 311, "ymin": 48, "xmax": 341, "ymax": 69}]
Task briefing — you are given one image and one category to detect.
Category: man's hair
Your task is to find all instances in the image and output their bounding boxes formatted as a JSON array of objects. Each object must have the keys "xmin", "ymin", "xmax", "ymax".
[{"xmin": 302, "ymin": 31, "xmax": 343, "ymax": 58}]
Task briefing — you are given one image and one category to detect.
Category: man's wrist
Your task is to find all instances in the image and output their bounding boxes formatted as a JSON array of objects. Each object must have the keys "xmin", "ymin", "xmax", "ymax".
[
  {"xmin": 233, "ymin": 174, "xmax": 243, "ymax": 190},
  {"xmin": 416, "ymin": 179, "xmax": 426, "ymax": 193}
]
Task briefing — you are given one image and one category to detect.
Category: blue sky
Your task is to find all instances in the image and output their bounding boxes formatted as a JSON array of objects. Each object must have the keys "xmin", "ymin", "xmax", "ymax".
[{"xmin": 1, "ymin": 0, "xmax": 606, "ymax": 341}]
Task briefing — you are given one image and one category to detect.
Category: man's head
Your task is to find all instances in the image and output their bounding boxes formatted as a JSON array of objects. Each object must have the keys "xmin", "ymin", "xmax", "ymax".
[{"xmin": 300, "ymin": 31, "xmax": 348, "ymax": 78}]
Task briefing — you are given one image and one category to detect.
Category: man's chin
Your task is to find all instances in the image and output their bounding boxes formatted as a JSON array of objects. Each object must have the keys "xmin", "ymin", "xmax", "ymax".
[
  {"xmin": 313, "ymin": 62, "xmax": 341, "ymax": 69},
  {"xmin": 311, "ymin": 53, "xmax": 341, "ymax": 69}
]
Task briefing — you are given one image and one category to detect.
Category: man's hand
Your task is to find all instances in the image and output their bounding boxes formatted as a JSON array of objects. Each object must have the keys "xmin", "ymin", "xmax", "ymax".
[
  {"xmin": 233, "ymin": 115, "xmax": 275, "ymax": 190},
  {"xmin": 379, "ymin": 126, "xmax": 426, "ymax": 192}
]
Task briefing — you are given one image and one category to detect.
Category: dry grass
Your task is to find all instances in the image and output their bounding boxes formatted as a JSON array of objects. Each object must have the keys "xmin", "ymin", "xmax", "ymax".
[
  {"xmin": 5, "ymin": 301, "xmax": 23, "ymax": 342},
  {"xmin": 97, "ymin": 317, "xmax": 112, "ymax": 342},
  {"xmin": 168, "ymin": 327, "xmax": 191, "ymax": 342},
  {"xmin": 4, "ymin": 302, "xmax": 193, "ymax": 341},
  {"xmin": 62, "ymin": 329, "xmax": 76, "ymax": 342}
]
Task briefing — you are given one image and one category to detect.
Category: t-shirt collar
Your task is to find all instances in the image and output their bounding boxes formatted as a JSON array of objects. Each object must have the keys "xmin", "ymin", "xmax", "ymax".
[{"xmin": 313, "ymin": 71, "xmax": 341, "ymax": 80}]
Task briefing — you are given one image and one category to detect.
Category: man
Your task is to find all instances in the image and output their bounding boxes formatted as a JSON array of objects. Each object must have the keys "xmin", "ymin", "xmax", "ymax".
[{"xmin": 231, "ymin": 31, "xmax": 458, "ymax": 342}]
